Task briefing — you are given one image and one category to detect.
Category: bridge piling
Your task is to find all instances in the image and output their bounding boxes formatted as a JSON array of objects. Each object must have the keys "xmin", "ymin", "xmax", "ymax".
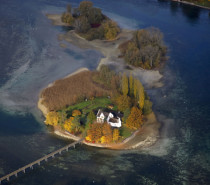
[{"xmin": 0, "ymin": 139, "xmax": 84, "ymax": 184}]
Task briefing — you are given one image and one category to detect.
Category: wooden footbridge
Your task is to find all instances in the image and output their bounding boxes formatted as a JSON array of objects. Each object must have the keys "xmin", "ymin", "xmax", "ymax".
[{"xmin": 0, "ymin": 138, "xmax": 84, "ymax": 184}]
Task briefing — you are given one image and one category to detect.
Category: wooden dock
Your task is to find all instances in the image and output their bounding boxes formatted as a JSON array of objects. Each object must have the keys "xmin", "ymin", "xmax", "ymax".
[{"xmin": 0, "ymin": 138, "xmax": 84, "ymax": 184}]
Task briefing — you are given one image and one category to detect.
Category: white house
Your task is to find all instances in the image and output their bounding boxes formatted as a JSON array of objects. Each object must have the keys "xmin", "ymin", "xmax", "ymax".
[{"xmin": 96, "ymin": 109, "xmax": 122, "ymax": 128}]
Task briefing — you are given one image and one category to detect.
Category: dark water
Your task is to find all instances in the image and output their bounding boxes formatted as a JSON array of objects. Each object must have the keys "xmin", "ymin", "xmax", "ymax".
[{"xmin": 0, "ymin": 0, "xmax": 210, "ymax": 184}]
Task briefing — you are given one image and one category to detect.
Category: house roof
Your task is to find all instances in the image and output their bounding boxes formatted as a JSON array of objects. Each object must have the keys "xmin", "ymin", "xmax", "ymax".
[
  {"xmin": 109, "ymin": 117, "xmax": 119, "ymax": 123},
  {"xmin": 97, "ymin": 109, "xmax": 109, "ymax": 117}
]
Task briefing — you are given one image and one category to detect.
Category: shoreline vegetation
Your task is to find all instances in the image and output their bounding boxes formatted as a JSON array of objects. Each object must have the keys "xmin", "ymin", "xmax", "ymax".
[
  {"xmin": 38, "ymin": 68, "xmax": 160, "ymax": 150},
  {"xmin": 39, "ymin": 1, "xmax": 165, "ymax": 149},
  {"xmin": 172, "ymin": 0, "xmax": 210, "ymax": 10}
]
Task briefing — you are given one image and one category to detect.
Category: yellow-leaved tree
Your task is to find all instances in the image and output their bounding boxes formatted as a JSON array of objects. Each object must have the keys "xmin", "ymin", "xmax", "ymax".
[
  {"xmin": 63, "ymin": 117, "xmax": 74, "ymax": 132},
  {"xmin": 72, "ymin": 110, "xmax": 82, "ymax": 117},
  {"xmin": 137, "ymin": 80, "xmax": 145, "ymax": 109},
  {"xmin": 45, "ymin": 111, "xmax": 59, "ymax": 126},
  {"xmin": 113, "ymin": 129, "xmax": 119, "ymax": 142},
  {"xmin": 126, "ymin": 107, "xmax": 143, "ymax": 130},
  {"xmin": 103, "ymin": 21, "xmax": 120, "ymax": 40}
]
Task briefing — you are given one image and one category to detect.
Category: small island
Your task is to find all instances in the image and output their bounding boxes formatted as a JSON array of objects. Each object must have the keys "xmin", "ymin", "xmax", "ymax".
[{"xmin": 39, "ymin": 1, "xmax": 167, "ymax": 149}]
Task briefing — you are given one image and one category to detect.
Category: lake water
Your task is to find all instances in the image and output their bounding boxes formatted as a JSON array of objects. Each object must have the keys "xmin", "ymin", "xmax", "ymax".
[{"xmin": 0, "ymin": 0, "xmax": 210, "ymax": 184}]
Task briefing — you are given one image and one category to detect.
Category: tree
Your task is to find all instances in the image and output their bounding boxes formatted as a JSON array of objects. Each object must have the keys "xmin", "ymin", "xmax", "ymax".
[
  {"xmin": 88, "ymin": 7, "xmax": 103, "ymax": 24},
  {"xmin": 74, "ymin": 16, "xmax": 91, "ymax": 33},
  {"xmin": 126, "ymin": 107, "xmax": 143, "ymax": 129},
  {"xmin": 102, "ymin": 20, "xmax": 120, "ymax": 40},
  {"xmin": 61, "ymin": 12, "xmax": 74, "ymax": 25},
  {"xmin": 66, "ymin": 4, "xmax": 72, "ymax": 13},
  {"xmin": 58, "ymin": 110, "xmax": 67, "ymax": 125},
  {"xmin": 113, "ymin": 129, "xmax": 119, "ymax": 142},
  {"xmin": 133, "ymin": 78, "xmax": 138, "ymax": 99},
  {"xmin": 72, "ymin": 116, "xmax": 83, "ymax": 133},
  {"xmin": 72, "ymin": 110, "xmax": 82, "ymax": 117},
  {"xmin": 79, "ymin": 1, "xmax": 93, "ymax": 17},
  {"xmin": 63, "ymin": 117, "xmax": 74, "ymax": 132},
  {"xmin": 45, "ymin": 111, "xmax": 59, "ymax": 126},
  {"xmin": 143, "ymin": 100, "xmax": 153, "ymax": 115},
  {"xmin": 116, "ymin": 95, "xmax": 131, "ymax": 112},
  {"xmin": 123, "ymin": 28, "xmax": 167, "ymax": 69},
  {"xmin": 102, "ymin": 122, "xmax": 112, "ymax": 143},
  {"xmin": 87, "ymin": 110, "xmax": 96, "ymax": 124},
  {"xmin": 122, "ymin": 72, "xmax": 129, "ymax": 96},
  {"xmin": 129, "ymin": 73, "xmax": 134, "ymax": 96},
  {"xmin": 123, "ymin": 108, "xmax": 130, "ymax": 123},
  {"xmin": 85, "ymin": 110, "xmax": 96, "ymax": 132},
  {"xmin": 137, "ymin": 80, "xmax": 145, "ymax": 109},
  {"xmin": 87, "ymin": 123, "xmax": 102, "ymax": 142}
]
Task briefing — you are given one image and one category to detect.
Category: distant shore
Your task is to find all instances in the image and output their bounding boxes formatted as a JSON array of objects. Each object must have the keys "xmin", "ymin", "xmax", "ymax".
[
  {"xmin": 37, "ymin": 13, "xmax": 162, "ymax": 150},
  {"xmin": 172, "ymin": 0, "xmax": 210, "ymax": 10}
]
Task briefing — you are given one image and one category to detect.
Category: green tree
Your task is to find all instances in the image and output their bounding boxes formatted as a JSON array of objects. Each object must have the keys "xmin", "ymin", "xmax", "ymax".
[
  {"xmin": 87, "ymin": 110, "xmax": 96, "ymax": 124},
  {"xmin": 143, "ymin": 100, "xmax": 153, "ymax": 115},
  {"xmin": 58, "ymin": 110, "xmax": 67, "ymax": 125},
  {"xmin": 123, "ymin": 108, "xmax": 130, "ymax": 123},
  {"xmin": 88, "ymin": 7, "xmax": 103, "ymax": 24},
  {"xmin": 74, "ymin": 16, "xmax": 90, "ymax": 33},
  {"xmin": 79, "ymin": 1, "xmax": 93, "ymax": 17},
  {"xmin": 122, "ymin": 72, "xmax": 128, "ymax": 96},
  {"xmin": 72, "ymin": 116, "xmax": 83, "ymax": 133}
]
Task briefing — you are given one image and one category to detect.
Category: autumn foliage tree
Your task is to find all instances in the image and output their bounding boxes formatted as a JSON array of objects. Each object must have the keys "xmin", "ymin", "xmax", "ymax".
[
  {"xmin": 87, "ymin": 123, "xmax": 102, "ymax": 143},
  {"xmin": 72, "ymin": 110, "xmax": 82, "ymax": 117},
  {"xmin": 102, "ymin": 20, "xmax": 120, "ymax": 40},
  {"xmin": 116, "ymin": 95, "xmax": 131, "ymax": 112},
  {"xmin": 102, "ymin": 122, "xmax": 113, "ymax": 143},
  {"xmin": 113, "ymin": 129, "xmax": 119, "ymax": 142},
  {"xmin": 63, "ymin": 117, "xmax": 74, "ymax": 132},
  {"xmin": 126, "ymin": 107, "xmax": 143, "ymax": 129},
  {"xmin": 122, "ymin": 27, "xmax": 167, "ymax": 69},
  {"xmin": 45, "ymin": 111, "xmax": 59, "ymax": 126}
]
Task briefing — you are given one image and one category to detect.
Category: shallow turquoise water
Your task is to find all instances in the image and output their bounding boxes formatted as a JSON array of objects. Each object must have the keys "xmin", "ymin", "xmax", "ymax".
[{"xmin": 0, "ymin": 0, "xmax": 210, "ymax": 184}]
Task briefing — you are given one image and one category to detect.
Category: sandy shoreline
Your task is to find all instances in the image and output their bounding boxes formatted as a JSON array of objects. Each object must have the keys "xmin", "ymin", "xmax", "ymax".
[
  {"xmin": 37, "ymin": 14, "xmax": 162, "ymax": 150},
  {"xmin": 53, "ymin": 112, "xmax": 160, "ymax": 150}
]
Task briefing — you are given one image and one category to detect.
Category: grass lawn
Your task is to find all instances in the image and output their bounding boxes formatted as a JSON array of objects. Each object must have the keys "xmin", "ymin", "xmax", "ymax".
[{"xmin": 64, "ymin": 97, "xmax": 113, "ymax": 115}]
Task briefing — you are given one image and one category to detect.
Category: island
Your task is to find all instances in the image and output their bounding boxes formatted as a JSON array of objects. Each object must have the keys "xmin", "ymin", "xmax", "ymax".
[{"xmin": 39, "ymin": 1, "xmax": 167, "ymax": 149}]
